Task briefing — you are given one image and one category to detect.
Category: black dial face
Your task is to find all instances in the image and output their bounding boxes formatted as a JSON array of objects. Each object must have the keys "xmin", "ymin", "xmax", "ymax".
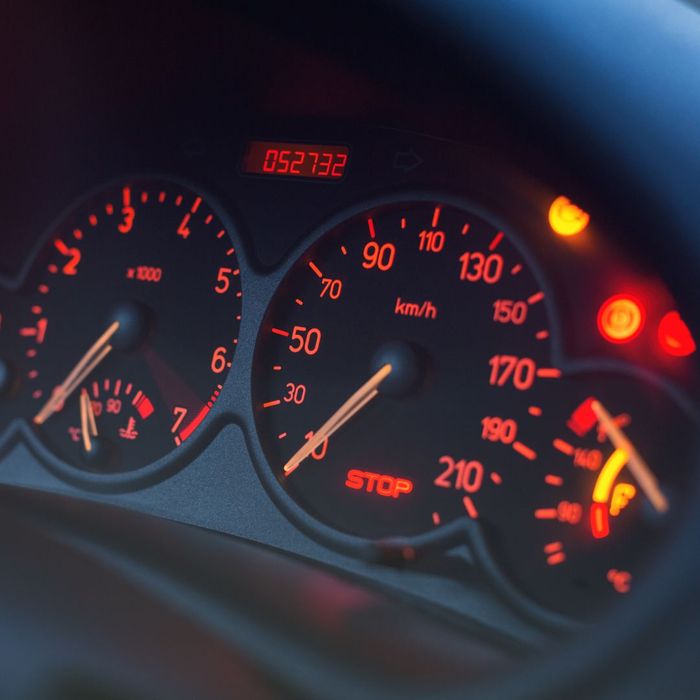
[
  {"xmin": 253, "ymin": 200, "xmax": 554, "ymax": 537},
  {"xmin": 252, "ymin": 198, "xmax": 698, "ymax": 617},
  {"xmin": 14, "ymin": 178, "xmax": 242, "ymax": 473}
]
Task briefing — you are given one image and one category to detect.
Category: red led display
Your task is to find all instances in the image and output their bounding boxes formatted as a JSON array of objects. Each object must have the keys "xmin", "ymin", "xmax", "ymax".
[{"xmin": 243, "ymin": 141, "xmax": 349, "ymax": 180}]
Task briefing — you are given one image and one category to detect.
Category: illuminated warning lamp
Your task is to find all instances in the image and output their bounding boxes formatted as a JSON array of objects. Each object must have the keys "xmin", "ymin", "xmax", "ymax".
[
  {"xmin": 548, "ymin": 195, "xmax": 590, "ymax": 237},
  {"xmin": 658, "ymin": 311, "xmax": 696, "ymax": 357},
  {"xmin": 597, "ymin": 295, "xmax": 645, "ymax": 344}
]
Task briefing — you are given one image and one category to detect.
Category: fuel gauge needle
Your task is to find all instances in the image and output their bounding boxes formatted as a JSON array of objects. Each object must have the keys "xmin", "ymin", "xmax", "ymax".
[
  {"xmin": 80, "ymin": 389, "xmax": 99, "ymax": 453},
  {"xmin": 591, "ymin": 399, "xmax": 669, "ymax": 513},
  {"xmin": 284, "ymin": 363, "xmax": 393, "ymax": 476},
  {"xmin": 34, "ymin": 320, "xmax": 120, "ymax": 425}
]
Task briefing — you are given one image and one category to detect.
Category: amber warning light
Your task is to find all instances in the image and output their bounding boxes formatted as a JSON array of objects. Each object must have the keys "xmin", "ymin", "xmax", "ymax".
[{"xmin": 243, "ymin": 140, "xmax": 349, "ymax": 180}]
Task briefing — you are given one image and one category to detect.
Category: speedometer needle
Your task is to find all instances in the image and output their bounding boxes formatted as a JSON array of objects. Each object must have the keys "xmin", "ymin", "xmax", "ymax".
[
  {"xmin": 34, "ymin": 320, "xmax": 120, "ymax": 425},
  {"xmin": 591, "ymin": 399, "xmax": 669, "ymax": 513},
  {"xmin": 79, "ymin": 388, "xmax": 99, "ymax": 453},
  {"xmin": 283, "ymin": 363, "xmax": 393, "ymax": 476}
]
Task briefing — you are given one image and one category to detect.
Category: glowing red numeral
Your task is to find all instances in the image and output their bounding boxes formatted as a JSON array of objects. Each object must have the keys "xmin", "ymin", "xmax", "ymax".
[
  {"xmin": 320, "ymin": 278, "xmax": 342, "ymax": 299},
  {"xmin": 289, "ymin": 151, "xmax": 305, "ymax": 174},
  {"xmin": 171, "ymin": 406, "xmax": 188, "ymax": 433},
  {"xmin": 493, "ymin": 299, "xmax": 528, "ymax": 325},
  {"xmin": 362, "ymin": 241, "xmax": 396, "ymax": 271},
  {"xmin": 434, "ymin": 455, "xmax": 484, "ymax": 493},
  {"xmin": 136, "ymin": 266, "xmax": 162, "ymax": 282},
  {"xmin": 263, "ymin": 149, "xmax": 279, "ymax": 172},
  {"xmin": 418, "ymin": 229, "xmax": 445, "ymax": 253},
  {"xmin": 54, "ymin": 239, "xmax": 82, "ymax": 276},
  {"xmin": 276, "ymin": 150, "xmax": 292, "ymax": 173},
  {"xmin": 488, "ymin": 355, "xmax": 536, "ymax": 391},
  {"xmin": 106, "ymin": 398, "xmax": 122, "ymax": 414},
  {"xmin": 459, "ymin": 251, "xmax": 503, "ymax": 283},
  {"xmin": 289, "ymin": 326, "xmax": 322, "ymax": 355},
  {"xmin": 215, "ymin": 267, "xmax": 233, "ymax": 294},
  {"xmin": 331, "ymin": 153, "xmax": 348, "ymax": 177},
  {"xmin": 574, "ymin": 448, "xmax": 603, "ymax": 471},
  {"xmin": 211, "ymin": 346, "xmax": 228, "ymax": 373},
  {"xmin": 118, "ymin": 208, "xmax": 135, "ymax": 233},
  {"xmin": 308, "ymin": 152, "xmax": 320, "ymax": 173},
  {"xmin": 177, "ymin": 213, "xmax": 191, "ymax": 239},
  {"xmin": 316, "ymin": 152, "xmax": 333, "ymax": 177},
  {"xmin": 481, "ymin": 416, "xmax": 518, "ymax": 444},
  {"xmin": 284, "ymin": 382, "xmax": 306, "ymax": 405},
  {"xmin": 557, "ymin": 501, "xmax": 582, "ymax": 524},
  {"xmin": 304, "ymin": 430, "xmax": 328, "ymax": 460}
]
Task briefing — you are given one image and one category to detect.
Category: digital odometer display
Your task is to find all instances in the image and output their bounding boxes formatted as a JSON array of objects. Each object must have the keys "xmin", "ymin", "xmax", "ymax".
[{"xmin": 242, "ymin": 141, "xmax": 349, "ymax": 180}]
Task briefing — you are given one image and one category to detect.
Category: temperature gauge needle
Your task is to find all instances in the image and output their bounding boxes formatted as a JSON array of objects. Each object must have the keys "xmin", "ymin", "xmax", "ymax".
[
  {"xmin": 34, "ymin": 320, "xmax": 120, "ymax": 425},
  {"xmin": 79, "ymin": 388, "xmax": 99, "ymax": 453},
  {"xmin": 591, "ymin": 399, "xmax": 669, "ymax": 513},
  {"xmin": 284, "ymin": 363, "xmax": 393, "ymax": 476}
]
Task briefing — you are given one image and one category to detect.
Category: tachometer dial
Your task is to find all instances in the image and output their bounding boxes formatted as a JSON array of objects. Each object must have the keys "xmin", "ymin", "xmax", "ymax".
[
  {"xmin": 253, "ymin": 199, "xmax": 558, "ymax": 538},
  {"xmin": 16, "ymin": 178, "xmax": 242, "ymax": 473}
]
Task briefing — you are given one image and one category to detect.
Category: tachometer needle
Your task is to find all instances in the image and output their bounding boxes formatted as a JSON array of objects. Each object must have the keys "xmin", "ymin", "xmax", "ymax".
[
  {"xmin": 79, "ymin": 388, "xmax": 99, "ymax": 453},
  {"xmin": 591, "ymin": 399, "xmax": 669, "ymax": 513},
  {"xmin": 283, "ymin": 363, "xmax": 393, "ymax": 476},
  {"xmin": 34, "ymin": 320, "xmax": 120, "ymax": 425}
]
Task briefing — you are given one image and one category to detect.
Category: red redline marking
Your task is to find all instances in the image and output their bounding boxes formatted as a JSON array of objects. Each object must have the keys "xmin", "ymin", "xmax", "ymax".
[
  {"xmin": 271, "ymin": 328, "xmax": 290, "ymax": 337},
  {"xmin": 536, "ymin": 330, "xmax": 550, "ymax": 340},
  {"xmin": 462, "ymin": 496, "xmax": 479, "ymax": 519},
  {"xmin": 511, "ymin": 264, "xmax": 522, "ymax": 275},
  {"xmin": 432, "ymin": 206, "xmax": 441, "ymax": 228},
  {"xmin": 528, "ymin": 405, "xmax": 543, "ymax": 417},
  {"xmin": 513, "ymin": 441, "xmax": 537, "ymax": 461},
  {"xmin": 544, "ymin": 541, "xmax": 563, "ymax": 554},
  {"xmin": 461, "ymin": 223, "xmax": 470, "ymax": 235},
  {"xmin": 262, "ymin": 399, "xmax": 281, "ymax": 408},
  {"xmin": 178, "ymin": 405, "xmax": 210, "ymax": 443},
  {"xmin": 308, "ymin": 261, "xmax": 323, "ymax": 278},
  {"xmin": 490, "ymin": 472, "xmax": 503, "ymax": 485},
  {"xmin": 368, "ymin": 218, "xmax": 376, "ymax": 239},
  {"xmin": 547, "ymin": 552, "xmax": 566, "ymax": 566},
  {"xmin": 528, "ymin": 291, "xmax": 545, "ymax": 305},
  {"xmin": 537, "ymin": 368, "xmax": 562, "ymax": 379},
  {"xmin": 553, "ymin": 438, "xmax": 575, "ymax": 456},
  {"xmin": 535, "ymin": 508, "xmax": 558, "ymax": 520},
  {"xmin": 489, "ymin": 231, "xmax": 504, "ymax": 251},
  {"xmin": 432, "ymin": 512, "xmax": 441, "ymax": 525},
  {"xmin": 545, "ymin": 474, "xmax": 564, "ymax": 487},
  {"xmin": 295, "ymin": 298, "xmax": 304, "ymax": 306}
]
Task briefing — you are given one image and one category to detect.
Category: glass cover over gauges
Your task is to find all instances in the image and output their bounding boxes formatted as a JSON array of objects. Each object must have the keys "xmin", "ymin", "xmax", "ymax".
[
  {"xmin": 252, "ymin": 199, "xmax": 698, "ymax": 618},
  {"xmin": 11, "ymin": 178, "xmax": 242, "ymax": 472}
]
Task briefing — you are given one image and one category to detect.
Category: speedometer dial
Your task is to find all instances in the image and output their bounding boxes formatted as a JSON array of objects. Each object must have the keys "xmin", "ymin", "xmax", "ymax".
[
  {"xmin": 16, "ymin": 177, "xmax": 242, "ymax": 473},
  {"xmin": 253, "ymin": 199, "xmax": 558, "ymax": 538}
]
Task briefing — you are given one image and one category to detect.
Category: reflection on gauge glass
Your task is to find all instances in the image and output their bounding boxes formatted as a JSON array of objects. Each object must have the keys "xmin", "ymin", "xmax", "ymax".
[
  {"xmin": 16, "ymin": 178, "xmax": 242, "ymax": 472},
  {"xmin": 252, "ymin": 198, "xmax": 699, "ymax": 617}
]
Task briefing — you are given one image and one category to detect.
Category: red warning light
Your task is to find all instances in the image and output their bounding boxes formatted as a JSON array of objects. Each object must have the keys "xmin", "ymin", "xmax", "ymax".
[
  {"xmin": 658, "ymin": 311, "xmax": 696, "ymax": 357},
  {"xmin": 345, "ymin": 469, "xmax": 414, "ymax": 498},
  {"xmin": 597, "ymin": 295, "xmax": 645, "ymax": 344}
]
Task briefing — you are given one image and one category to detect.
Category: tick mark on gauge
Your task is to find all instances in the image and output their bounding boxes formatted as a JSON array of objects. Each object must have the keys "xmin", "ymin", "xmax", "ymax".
[
  {"xmin": 490, "ymin": 471, "xmax": 503, "ymax": 485},
  {"xmin": 140, "ymin": 191, "xmax": 149, "ymax": 203},
  {"xmin": 461, "ymin": 223, "xmax": 470, "ymax": 235},
  {"xmin": 205, "ymin": 214, "xmax": 213, "ymax": 225},
  {"xmin": 367, "ymin": 217, "xmax": 376, "ymax": 239},
  {"xmin": 462, "ymin": 496, "xmax": 479, "ymax": 519},
  {"xmin": 217, "ymin": 229, "xmax": 226, "ymax": 238},
  {"xmin": 271, "ymin": 328, "xmax": 290, "ymax": 337},
  {"xmin": 278, "ymin": 432, "xmax": 287, "ymax": 440},
  {"xmin": 73, "ymin": 228, "xmax": 83, "ymax": 240},
  {"xmin": 537, "ymin": 367, "xmax": 562, "ymax": 379},
  {"xmin": 545, "ymin": 474, "xmax": 564, "ymax": 487},
  {"xmin": 295, "ymin": 298, "xmax": 304, "ymax": 306},
  {"xmin": 432, "ymin": 512, "xmax": 441, "ymax": 526},
  {"xmin": 553, "ymin": 438, "xmax": 575, "ymax": 456},
  {"xmin": 272, "ymin": 365, "xmax": 282, "ymax": 371},
  {"xmin": 528, "ymin": 291, "xmax": 545, "ymax": 305},
  {"xmin": 400, "ymin": 217, "xmax": 407, "ymax": 230},
  {"xmin": 535, "ymin": 508, "xmax": 558, "ymax": 520},
  {"xmin": 340, "ymin": 245, "xmax": 348, "ymax": 255},
  {"xmin": 513, "ymin": 441, "xmax": 537, "ymax": 461},
  {"xmin": 511, "ymin": 263, "xmax": 522, "ymax": 276},
  {"xmin": 262, "ymin": 399, "xmax": 281, "ymax": 409},
  {"xmin": 528, "ymin": 405, "xmax": 543, "ymax": 417},
  {"xmin": 158, "ymin": 191, "xmax": 166, "ymax": 203},
  {"xmin": 308, "ymin": 261, "xmax": 323, "ymax": 278},
  {"xmin": 536, "ymin": 330, "xmax": 550, "ymax": 340},
  {"xmin": 89, "ymin": 214, "xmax": 98, "ymax": 226},
  {"xmin": 488, "ymin": 231, "xmax": 504, "ymax": 251},
  {"xmin": 432, "ymin": 206, "xmax": 441, "ymax": 228}
]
